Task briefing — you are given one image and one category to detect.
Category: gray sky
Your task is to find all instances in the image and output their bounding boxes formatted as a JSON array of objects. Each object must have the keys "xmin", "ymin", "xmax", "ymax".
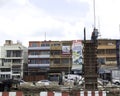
[{"xmin": 0, "ymin": 0, "xmax": 120, "ymax": 46}]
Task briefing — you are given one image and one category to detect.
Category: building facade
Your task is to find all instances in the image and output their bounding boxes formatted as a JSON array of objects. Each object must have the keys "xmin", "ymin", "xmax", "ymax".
[
  {"xmin": 0, "ymin": 40, "xmax": 28, "ymax": 80},
  {"xmin": 0, "ymin": 39, "xmax": 118, "ymax": 82},
  {"xmin": 24, "ymin": 39, "xmax": 118, "ymax": 81},
  {"xmin": 25, "ymin": 41, "xmax": 51, "ymax": 81},
  {"xmin": 25, "ymin": 40, "xmax": 73, "ymax": 81},
  {"xmin": 97, "ymin": 39, "xmax": 117, "ymax": 67},
  {"xmin": 97, "ymin": 39, "xmax": 117, "ymax": 81},
  {"xmin": 49, "ymin": 41, "xmax": 72, "ymax": 81}
]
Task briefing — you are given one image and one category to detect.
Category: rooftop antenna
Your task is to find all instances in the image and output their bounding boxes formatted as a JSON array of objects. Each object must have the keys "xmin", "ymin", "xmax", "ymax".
[
  {"xmin": 119, "ymin": 24, "xmax": 120, "ymax": 39},
  {"xmin": 45, "ymin": 32, "xmax": 46, "ymax": 41},
  {"xmin": 93, "ymin": 0, "xmax": 96, "ymax": 28},
  {"xmin": 98, "ymin": 16, "xmax": 101, "ymax": 38}
]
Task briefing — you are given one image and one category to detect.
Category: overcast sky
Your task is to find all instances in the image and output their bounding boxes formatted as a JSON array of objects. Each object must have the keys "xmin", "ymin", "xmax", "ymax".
[{"xmin": 0, "ymin": 0, "xmax": 120, "ymax": 46}]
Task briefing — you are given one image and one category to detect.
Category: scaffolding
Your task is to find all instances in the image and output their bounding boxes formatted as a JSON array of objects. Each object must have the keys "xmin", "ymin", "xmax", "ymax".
[{"xmin": 83, "ymin": 41, "xmax": 98, "ymax": 90}]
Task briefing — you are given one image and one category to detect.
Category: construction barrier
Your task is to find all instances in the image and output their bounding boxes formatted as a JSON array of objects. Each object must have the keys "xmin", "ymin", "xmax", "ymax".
[
  {"xmin": 0, "ymin": 91, "xmax": 107, "ymax": 96},
  {"xmin": 0, "ymin": 91, "xmax": 23, "ymax": 96},
  {"xmin": 40, "ymin": 91, "xmax": 107, "ymax": 96}
]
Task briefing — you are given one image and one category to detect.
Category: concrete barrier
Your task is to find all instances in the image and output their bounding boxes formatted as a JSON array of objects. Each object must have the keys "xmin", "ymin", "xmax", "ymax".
[
  {"xmin": 0, "ymin": 91, "xmax": 107, "ymax": 96},
  {"xmin": 39, "ymin": 91, "xmax": 107, "ymax": 96},
  {"xmin": 0, "ymin": 91, "xmax": 22, "ymax": 96}
]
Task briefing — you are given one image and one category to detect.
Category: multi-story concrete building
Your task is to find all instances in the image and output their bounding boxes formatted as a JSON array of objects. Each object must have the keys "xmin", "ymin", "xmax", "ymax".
[
  {"xmin": 25, "ymin": 39, "xmax": 118, "ymax": 81},
  {"xmin": 97, "ymin": 39, "xmax": 117, "ymax": 66},
  {"xmin": 0, "ymin": 40, "xmax": 28, "ymax": 80},
  {"xmin": 26, "ymin": 41, "xmax": 51, "ymax": 81},
  {"xmin": 25, "ymin": 40, "xmax": 73, "ymax": 81},
  {"xmin": 97, "ymin": 39, "xmax": 117, "ymax": 80},
  {"xmin": 0, "ymin": 39, "xmax": 118, "ymax": 82},
  {"xmin": 49, "ymin": 41, "xmax": 72, "ymax": 81}
]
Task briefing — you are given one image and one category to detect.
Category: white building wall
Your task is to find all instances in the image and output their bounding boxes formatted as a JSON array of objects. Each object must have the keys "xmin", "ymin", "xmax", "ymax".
[{"xmin": 0, "ymin": 40, "xmax": 28, "ymax": 80}]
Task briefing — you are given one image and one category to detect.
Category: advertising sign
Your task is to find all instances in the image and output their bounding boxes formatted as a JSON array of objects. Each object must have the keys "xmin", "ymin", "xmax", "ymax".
[
  {"xmin": 62, "ymin": 46, "xmax": 70, "ymax": 55},
  {"xmin": 72, "ymin": 40, "xmax": 83, "ymax": 70}
]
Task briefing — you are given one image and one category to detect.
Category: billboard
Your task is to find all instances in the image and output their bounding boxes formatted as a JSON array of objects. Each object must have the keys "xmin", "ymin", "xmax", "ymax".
[
  {"xmin": 72, "ymin": 40, "xmax": 83, "ymax": 70},
  {"xmin": 62, "ymin": 46, "xmax": 70, "ymax": 55}
]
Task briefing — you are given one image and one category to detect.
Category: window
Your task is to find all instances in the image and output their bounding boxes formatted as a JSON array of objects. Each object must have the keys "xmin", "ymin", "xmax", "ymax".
[
  {"xmin": 1, "ymin": 75, "xmax": 5, "ymax": 78},
  {"xmin": 2, "ymin": 59, "xmax": 4, "ymax": 66},
  {"xmin": 46, "ymin": 43, "xmax": 50, "ymax": 46},
  {"xmin": 106, "ymin": 49, "xmax": 116, "ymax": 54},
  {"xmin": 54, "ymin": 59, "xmax": 60, "ymax": 64},
  {"xmin": 40, "ymin": 51, "xmax": 50, "ymax": 55},
  {"xmin": 7, "ymin": 50, "xmax": 12, "ymax": 57},
  {"xmin": 97, "ymin": 49, "xmax": 104, "ymax": 54},
  {"xmin": 54, "ymin": 43, "xmax": 60, "ymax": 46},
  {"xmin": 4, "ymin": 59, "xmax": 11, "ymax": 62},
  {"xmin": 51, "ymin": 51, "xmax": 60, "ymax": 55},
  {"xmin": 41, "ymin": 44, "xmax": 46, "ymax": 47},
  {"xmin": 106, "ymin": 57, "xmax": 116, "ymax": 61},
  {"xmin": 1, "ymin": 68, "xmax": 10, "ymax": 72},
  {"xmin": 31, "ymin": 43, "xmax": 38, "ymax": 47},
  {"xmin": 41, "ymin": 59, "xmax": 50, "ymax": 64},
  {"xmin": 61, "ymin": 59, "xmax": 69, "ymax": 64},
  {"xmin": 13, "ymin": 50, "xmax": 21, "ymax": 57},
  {"xmin": 41, "ymin": 43, "xmax": 50, "ymax": 47},
  {"xmin": 30, "ymin": 59, "xmax": 39, "ymax": 64},
  {"xmin": 62, "ymin": 43, "xmax": 70, "ymax": 46},
  {"xmin": 29, "ymin": 51, "xmax": 39, "ymax": 55},
  {"xmin": 7, "ymin": 50, "xmax": 22, "ymax": 57},
  {"xmin": 6, "ymin": 74, "xmax": 10, "ymax": 79},
  {"xmin": 13, "ymin": 59, "xmax": 21, "ymax": 63}
]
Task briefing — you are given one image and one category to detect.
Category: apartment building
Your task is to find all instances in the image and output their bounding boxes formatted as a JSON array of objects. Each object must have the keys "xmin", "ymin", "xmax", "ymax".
[
  {"xmin": 0, "ymin": 40, "xmax": 28, "ymax": 80},
  {"xmin": 25, "ymin": 40, "xmax": 73, "ymax": 81},
  {"xmin": 0, "ymin": 39, "xmax": 118, "ymax": 82},
  {"xmin": 21, "ymin": 39, "xmax": 119, "ymax": 81},
  {"xmin": 25, "ymin": 41, "xmax": 51, "ymax": 81},
  {"xmin": 97, "ymin": 39, "xmax": 117, "ymax": 80},
  {"xmin": 49, "ymin": 41, "xmax": 72, "ymax": 81},
  {"xmin": 97, "ymin": 39, "xmax": 117, "ymax": 67}
]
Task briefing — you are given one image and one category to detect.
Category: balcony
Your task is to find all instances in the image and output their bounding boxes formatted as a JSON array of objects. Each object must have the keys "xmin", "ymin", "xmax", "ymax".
[
  {"xmin": 50, "ymin": 63, "xmax": 70, "ymax": 68},
  {"xmin": 5, "ymin": 57, "xmax": 23, "ymax": 59},
  {"xmin": 50, "ymin": 55, "xmax": 61, "ymax": 58},
  {"xmin": 98, "ymin": 45, "xmax": 116, "ymax": 49},
  {"xmin": 28, "ymin": 54, "xmax": 50, "ymax": 58},
  {"xmin": 0, "ymin": 63, "xmax": 11, "ymax": 67},
  {"xmin": 50, "ymin": 46, "xmax": 61, "ymax": 50},
  {"xmin": 12, "ymin": 63, "xmax": 22, "ymax": 66},
  {"xmin": 28, "ymin": 64, "xmax": 50, "ymax": 68},
  {"xmin": 97, "ymin": 54, "xmax": 116, "ymax": 58},
  {"xmin": 28, "ymin": 46, "xmax": 50, "ymax": 50}
]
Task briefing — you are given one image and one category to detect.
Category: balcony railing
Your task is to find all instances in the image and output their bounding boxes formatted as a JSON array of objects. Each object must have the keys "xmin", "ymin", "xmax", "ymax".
[
  {"xmin": 28, "ymin": 63, "xmax": 50, "ymax": 68},
  {"xmin": 28, "ymin": 46, "xmax": 50, "ymax": 50},
  {"xmin": 28, "ymin": 54, "xmax": 50, "ymax": 58},
  {"xmin": 50, "ymin": 63, "xmax": 70, "ymax": 67}
]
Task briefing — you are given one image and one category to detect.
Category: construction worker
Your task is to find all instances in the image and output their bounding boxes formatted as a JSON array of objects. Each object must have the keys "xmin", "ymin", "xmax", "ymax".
[{"xmin": 91, "ymin": 28, "xmax": 99, "ymax": 43}]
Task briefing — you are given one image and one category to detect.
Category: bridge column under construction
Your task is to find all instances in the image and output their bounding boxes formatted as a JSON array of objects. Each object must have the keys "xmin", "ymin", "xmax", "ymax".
[{"xmin": 83, "ymin": 41, "xmax": 98, "ymax": 90}]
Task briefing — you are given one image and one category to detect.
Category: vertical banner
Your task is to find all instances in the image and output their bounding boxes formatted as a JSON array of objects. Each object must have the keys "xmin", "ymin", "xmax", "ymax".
[
  {"xmin": 116, "ymin": 40, "xmax": 120, "ymax": 69},
  {"xmin": 72, "ymin": 40, "xmax": 83, "ymax": 70}
]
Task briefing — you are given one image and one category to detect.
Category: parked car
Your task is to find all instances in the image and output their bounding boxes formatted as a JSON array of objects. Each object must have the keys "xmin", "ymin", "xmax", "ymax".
[
  {"xmin": 36, "ymin": 80, "xmax": 51, "ymax": 85},
  {"xmin": 19, "ymin": 80, "xmax": 27, "ymax": 85},
  {"xmin": 112, "ymin": 79, "xmax": 120, "ymax": 85},
  {"xmin": 98, "ymin": 79, "xmax": 109, "ymax": 86}
]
